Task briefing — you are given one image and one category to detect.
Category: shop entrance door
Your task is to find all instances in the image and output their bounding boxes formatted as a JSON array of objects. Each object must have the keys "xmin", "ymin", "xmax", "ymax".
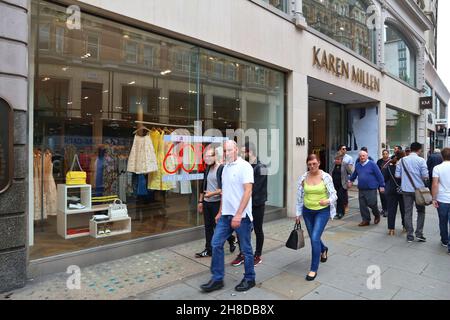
[{"xmin": 308, "ymin": 98, "xmax": 345, "ymax": 171}]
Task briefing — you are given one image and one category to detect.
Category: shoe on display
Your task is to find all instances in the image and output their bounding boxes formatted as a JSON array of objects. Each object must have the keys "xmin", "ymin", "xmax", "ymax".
[
  {"xmin": 105, "ymin": 227, "xmax": 111, "ymax": 234},
  {"xmin": 98, "ymin": 229, "xmax": 105, "ymax": 235},
  {"xmin": 68, "ymin": 203, "xmax": 86, "ymax": 210},
  {"xmin": 67, "ymin": 196, "xmax": 81, "ymax": 202}
]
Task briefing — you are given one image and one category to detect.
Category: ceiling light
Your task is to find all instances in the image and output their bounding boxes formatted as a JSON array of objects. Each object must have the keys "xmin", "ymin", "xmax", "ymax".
[
  {"xmin": 340, "ymin": 27, "xmax": 345, "ymax": 31},
  {"xmin": 42, "ymin": 77, "xmax": 51, "ymax": 81},
  {"xmin": 62, "ymin": 67, "xmax": 68, "ymax": 71},
  {"xmin": 67, "ymin": 101, "xmax": 73, "ymax": 105},
  {"xmin": 83, "ymin": 96, "xmax": 89, "ymax": 100},
  {"xmin": 103, "ymin": 90, "xmax": 109, "ymax": 93},
  {"xmin": 123, "ymin": 34, "xmax": 129, "ymax": 39},
  {"xmin": 128, "ymin": 81, "xmax": 136, "ymax": 85},
  {"xmin": 160, "ymin": 70, "xmax": 171, "ymax": 75},
  {"xmin": 329, "ymin": 92, "xmax": 334, "ymax": 95}
]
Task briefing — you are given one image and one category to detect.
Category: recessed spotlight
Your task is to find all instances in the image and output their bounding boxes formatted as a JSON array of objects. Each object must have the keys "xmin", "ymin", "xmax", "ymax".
[
  {"xmin": 42, "ymin": 77, "xmax": 51, "ymax": 81},
  {"xmin": 83, "ymin": 96, "xmax": 89, "ymax": 100},
  {"xmin": 67, "ymin": 101, "xmax": 73, "ymax": 105},
  {"xmin": 329, "ymin": 92, "xmax": 334, "ymax": 95},
  {"xmin": 128, "ymin": 81, "xmax": 136, "ymax": 85},
  {"xmin": 123, "ymin": 34, "xmax": 129, "ymax": 39},
  {"xmin": 103, "ymin": 90, "xmax": 109, "ymax": 93},
  {"xmin": 62, "ymin": 67, "xmax": 68, "ymax": 71}
]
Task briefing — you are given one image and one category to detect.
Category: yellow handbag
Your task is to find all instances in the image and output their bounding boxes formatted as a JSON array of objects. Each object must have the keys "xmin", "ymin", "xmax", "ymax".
[{"xmin": 66, "ymin": 154, "xmax": 87, "ymax": 185}]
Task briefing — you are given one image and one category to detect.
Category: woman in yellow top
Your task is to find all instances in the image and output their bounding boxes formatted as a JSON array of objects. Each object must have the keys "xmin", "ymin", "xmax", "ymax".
[{"xmin": 296, "ymin": 154, "xmax": 337, "ymax": 281}]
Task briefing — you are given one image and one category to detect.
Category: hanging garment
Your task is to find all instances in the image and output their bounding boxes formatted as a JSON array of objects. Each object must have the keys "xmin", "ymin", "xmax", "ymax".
[
  {"xmin": 127, "ymin": 133, "xmax": 158, "ymax": 174},
  {"xmin": 103, "ymin": 147, "xmax": 118, "ymax": 197},
  {"xmin": 148, "ymin": 131, "xmax": 177, "ymax": 190},
  {"xmin": 95, "ymin": 155, "xmax": 104, "ymax": 196},
  {"xmin": 43, "ymin": 150, "xmax": 57, "ymax": 216},
  {"xmin": 33, "ymin": 151, "xmax": 46, "ymax": 221}
]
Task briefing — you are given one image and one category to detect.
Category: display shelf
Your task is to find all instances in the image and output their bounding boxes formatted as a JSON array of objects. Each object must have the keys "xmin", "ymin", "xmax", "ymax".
[{"xmin": 89, "ymin": 217, "xmax": 131, "ymax": 239}]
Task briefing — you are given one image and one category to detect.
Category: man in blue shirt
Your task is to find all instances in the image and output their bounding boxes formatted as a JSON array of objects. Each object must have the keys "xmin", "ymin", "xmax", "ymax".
[
  {"xmin": 348, "ymin": 150, "xmax": 385, "ymax": 226},
  {"xmin": 395, "ymin": 142, "xmax": 429, "ymax": 243}
]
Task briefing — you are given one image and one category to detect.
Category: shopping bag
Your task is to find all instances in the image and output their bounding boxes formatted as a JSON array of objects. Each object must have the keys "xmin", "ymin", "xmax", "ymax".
[
  {"xmin": 285, "ymin": 222, "xmax": 305, "ymax": 250},
  {"xmin": 66, "ymin": 154, "xmax": 87, "ymax": 185}
]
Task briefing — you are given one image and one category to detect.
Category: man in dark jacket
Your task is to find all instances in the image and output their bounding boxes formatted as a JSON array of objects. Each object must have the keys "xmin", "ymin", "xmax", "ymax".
[
  {"xmin": 427, "ymin": 148, "xmax": 443, "ymax": 182},
  {"xmin": 232, "ymin": 142, "xmax": 268, "ymax": 267}
]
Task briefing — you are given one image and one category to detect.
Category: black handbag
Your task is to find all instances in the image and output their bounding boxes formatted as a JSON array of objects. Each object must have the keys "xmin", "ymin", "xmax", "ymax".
[{"xmin": 285, "ymin": 221, "xmax": 305, "ymax": 250}]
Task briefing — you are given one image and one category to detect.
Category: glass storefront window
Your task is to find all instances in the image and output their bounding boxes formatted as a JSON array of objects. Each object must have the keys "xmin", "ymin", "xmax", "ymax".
[
  {"xmin": 303, "ymin": 0, "xmax": 376, "ymax": 63},
  {"xmin": 384, "ymin": 24, "xmax": 416, "ymax": 87},
  {"xmin": 386, "ymin": 108, "xmax": 416, "ymax": 153},
  {"xmin": 30, "ymin": 0, "xmax": 285, "ymax": 259}
]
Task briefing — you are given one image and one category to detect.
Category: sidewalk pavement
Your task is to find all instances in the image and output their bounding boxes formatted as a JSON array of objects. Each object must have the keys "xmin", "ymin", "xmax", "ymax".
[{"xmin": 3, "ymin": 193, "xmax": 450, "ymax": 300}]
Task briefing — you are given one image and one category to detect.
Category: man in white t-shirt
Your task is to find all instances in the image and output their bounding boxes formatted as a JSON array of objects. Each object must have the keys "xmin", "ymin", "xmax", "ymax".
[
  {"xmin": 431, "ymin": 147, "xmax": 450, "ymax": 254},
  {"xmin": 200, "ymin": 140, "xmax": 255, "ymax": 293}
]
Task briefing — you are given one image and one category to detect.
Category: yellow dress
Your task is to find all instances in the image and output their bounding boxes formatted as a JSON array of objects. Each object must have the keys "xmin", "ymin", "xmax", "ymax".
[{"xmin": 148, "ymin": 130, "xmax": 177, "ymax": 190}]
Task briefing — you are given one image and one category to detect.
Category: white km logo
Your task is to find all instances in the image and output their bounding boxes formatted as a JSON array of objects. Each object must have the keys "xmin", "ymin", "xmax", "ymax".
[
  {"xmin": 66, "ymin": 5, "xmax": 81, "ymax": 30},
  {"xmin": 366, "ymin": 265, "xmax": 382, "ymax": 290},
  {"xmin": 66, "ymin": 265, "xmax": 81, "ymax": 290}
]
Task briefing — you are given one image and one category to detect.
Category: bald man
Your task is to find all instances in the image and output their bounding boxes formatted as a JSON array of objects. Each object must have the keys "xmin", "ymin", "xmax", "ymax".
[
  {"xmin": 200, "ymin": 140, "xmax": 256, "ymax": 293},
  {"xmin": 348, "ymin": 151, "xmax": 385, "ymax": 227}
]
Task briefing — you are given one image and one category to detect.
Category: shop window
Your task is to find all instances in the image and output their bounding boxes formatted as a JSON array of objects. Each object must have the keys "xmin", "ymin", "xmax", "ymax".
[{"xmin": 30, "ymin": 1, "xmax": 285, "ymax": 261}]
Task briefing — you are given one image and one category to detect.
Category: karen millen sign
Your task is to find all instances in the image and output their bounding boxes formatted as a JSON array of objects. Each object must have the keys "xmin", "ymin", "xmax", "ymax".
[
  {"xmin": 0, "ymin": 98, "xmax": 13, "ymax": 193},
  {"xmin": 313, "ymin": 46, "xmax": 380, "ymax": 92}
]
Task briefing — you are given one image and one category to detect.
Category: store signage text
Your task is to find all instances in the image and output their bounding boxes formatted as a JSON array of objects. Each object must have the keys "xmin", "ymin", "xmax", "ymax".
[
  {"xmin": 0, "ymin": 98, "xmax": 13, "ymax": 194},
  {"xmin": 420, "ymin": 96, "xmax": 433, "ymax": 109},
  {"xmin": 313, "ymin": 46, "xmax": 380, "ymax": 92}
]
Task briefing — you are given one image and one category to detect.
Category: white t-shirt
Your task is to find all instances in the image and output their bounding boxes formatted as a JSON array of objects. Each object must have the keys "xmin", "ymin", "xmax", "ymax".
[
  {"xmin": 221, "ymin": 157, "xmax": 254, "ymax": 220},
  {"xmin": 433, "ymin": 162, "xmax": 450, "ymax": 203}
]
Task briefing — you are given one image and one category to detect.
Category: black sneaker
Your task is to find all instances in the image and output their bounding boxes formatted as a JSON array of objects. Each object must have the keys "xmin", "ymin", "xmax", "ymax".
[
  {"xmin": 441, "ymin": 241, "xmax": 449, "ymax": 248},
  {"xmin": 416, "ymin": 236, "xmax": 427, "ymax": 242},
  {"xmin": 195, "ymin": 249, "xmax": 212, "ymax": 258},
  {"xmin": 407, "ymin": 238, "xmax": 414, "ymax": 243}
]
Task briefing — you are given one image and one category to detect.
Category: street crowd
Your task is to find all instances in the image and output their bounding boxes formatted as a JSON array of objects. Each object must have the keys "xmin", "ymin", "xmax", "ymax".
[{"xmin": 194, "ymin": 140, "xmax": 450, "ymax": 293}]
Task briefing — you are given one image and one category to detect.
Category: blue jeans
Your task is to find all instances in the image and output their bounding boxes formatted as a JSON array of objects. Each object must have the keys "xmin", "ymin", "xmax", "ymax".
[
  {"xmin": 303, "ymin": 206, "xmax": 330, "ymax": 272},
  {"xmin": 437, "ymin": 202, "xmax": 450, "ymax": 251},
  {"xmin": 211, "ymin": 215, "xmax": 255, "ymax": 282}
]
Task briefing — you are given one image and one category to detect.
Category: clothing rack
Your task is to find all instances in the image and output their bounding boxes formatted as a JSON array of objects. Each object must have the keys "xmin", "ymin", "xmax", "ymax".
[{"xmin": 135, "ymin": 120, "xmax": 198, "ymax": 128}]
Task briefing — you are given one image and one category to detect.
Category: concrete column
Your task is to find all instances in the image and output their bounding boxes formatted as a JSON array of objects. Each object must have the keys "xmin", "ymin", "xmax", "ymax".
[
  {"xmin": 293, "ymin": 0, "xmax": 307, "ymax": 29},
  {"xmin": 378, "ymin": 101, "xmax": 387, "ymax": 154},
  {"xmin": 0, "ymin": 0, "xmax": 29, "ymax": 293},
  {"xmin": 286, "ymin": 71, "xmax": 308, "ymax": 218}
]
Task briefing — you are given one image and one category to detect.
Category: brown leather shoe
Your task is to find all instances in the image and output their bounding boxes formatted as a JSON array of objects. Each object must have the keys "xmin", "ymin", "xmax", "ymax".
[
  {"xmin": 374, "ymin": 215, "xmax": 381, "ymax": 225},
  {"xmin": 358, "ymin": 221, "xmax": 370, "ymax": 227}
]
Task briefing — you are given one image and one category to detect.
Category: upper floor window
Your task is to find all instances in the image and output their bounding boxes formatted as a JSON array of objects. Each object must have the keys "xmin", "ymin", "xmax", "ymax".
[
  {"xmin": 262, "ymin": 0, "xmax": 289, "ymax": 13},
  {"xmin": 39, "ymin": 24, "xmax": 50, "ymax": 50},
  {"xmin": 86, "ymin": 33, "xmax": 99, "ymax": 60},
  {"xmin": 125, "ymin": 41, "xmax": 138, "ymax": 64},
  {"xmin": 384, "ymin": 24, "xmax": 416, "ymax": 87},
  {"xmin": 143, "ymin": 45, "xmax": 154, "ymax": 68},
  {"xmin": 303, "ymin": 0, "xmax": 376, "ymax": 63},
  {"xmin": 55, "ymin": 26, "xmax": 65, "ymax": 54}
]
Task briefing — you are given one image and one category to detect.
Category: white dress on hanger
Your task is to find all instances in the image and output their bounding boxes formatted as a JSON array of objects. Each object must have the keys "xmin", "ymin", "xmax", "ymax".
[{"xmin": 127, "ymin": 134, "xmax": 158, "ymax": 174}]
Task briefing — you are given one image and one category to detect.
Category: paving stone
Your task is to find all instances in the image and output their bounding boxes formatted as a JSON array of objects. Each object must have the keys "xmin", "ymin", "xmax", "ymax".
[
  {"xmin": 343, "ymin": 231, "xmax": 395, "ymax": 252},
  {"xmin": 137, "ymin": 282, "xmax": 210, "ymax": 300},
  {"xmin": 421, "ymin": 263, "xmax": 450, "ymax": 284},
  {"xmin": 301, "ymin": 285, "xmax": 367, "ymax": 300},
  {"xmin": 260, "ymin": 272, "xmax": 320, "ymax": 299},
  {"xmin": 183, "ymin": 271, "xmax": 241, "ymax": 298},
  {"xmin": 392, "ymin": 288, "xmax": 436, "ymax": 300},
  {"xmin": 382, "ymin": 267, "xmax": 450, "ymax": 300},
  {"xmin": 214, "ymin": 286, "xmax": 284, "ymax": 300}
]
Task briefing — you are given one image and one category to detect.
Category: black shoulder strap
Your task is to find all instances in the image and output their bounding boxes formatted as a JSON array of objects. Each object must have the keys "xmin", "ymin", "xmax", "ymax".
[{"xmin": 217, "ymin": 164, "xmax": 224, "ymax": 190}]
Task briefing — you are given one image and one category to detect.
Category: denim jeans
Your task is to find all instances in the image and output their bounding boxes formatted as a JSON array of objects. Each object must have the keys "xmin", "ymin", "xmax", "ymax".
[
  {"xmin": 211, "ymin": 215, "xmax": 255, "ymax": 282},
  {"xmin": 437, "ymin": 202, "xmax": 450, "ymax": 251},
  {"xmin": 302, "ymin": 206, "xmax": 330, "ymax": 272}
]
